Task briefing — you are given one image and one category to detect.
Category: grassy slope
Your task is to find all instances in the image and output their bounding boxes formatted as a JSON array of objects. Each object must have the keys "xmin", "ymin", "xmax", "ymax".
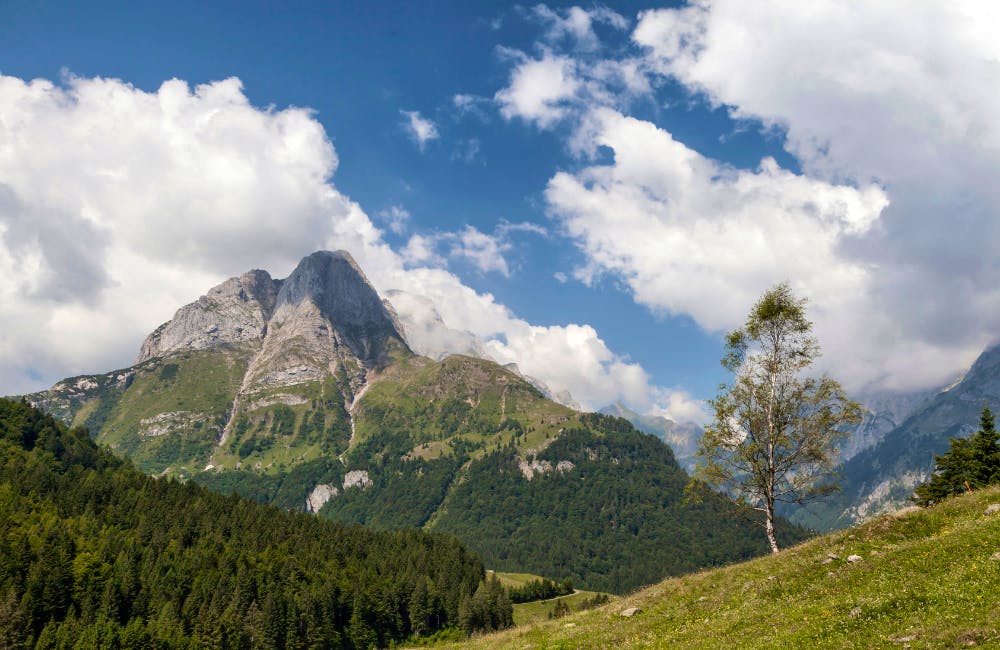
[
  {"xmin": 490, "ymin": 572, "xmax": 616, "ymax": 627},
  {"xmin": 438, "ymin": 487, "xmax": 1000, "ymax": 649}
]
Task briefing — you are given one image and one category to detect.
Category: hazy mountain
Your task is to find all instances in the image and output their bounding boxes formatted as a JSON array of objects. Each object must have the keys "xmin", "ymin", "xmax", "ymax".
[
  {"xmin": 792, "ymin": 344, "xmax": 999, "ymax": 531},
  {"xmin": 598, "ymin": 402, "xmax": 702, "ymax": 472}
]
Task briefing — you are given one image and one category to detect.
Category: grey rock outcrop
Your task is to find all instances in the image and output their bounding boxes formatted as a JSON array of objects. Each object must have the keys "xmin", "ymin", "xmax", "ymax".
[
  {"xmin": 241, "ymin": 251, "xmax": 408, "ymax": 398},
  {"xmin": 139, "ymin": 269, "xmax": 281, "ymax": 362},
  {"xmin": 139, "ymin": 251, "xmax": 408, "ymax": 401}
]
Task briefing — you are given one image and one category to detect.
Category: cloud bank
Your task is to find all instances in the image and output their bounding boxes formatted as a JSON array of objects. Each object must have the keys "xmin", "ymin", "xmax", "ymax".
[{"xmin": 0, "ymin": 72, "xmax": 700, "ymax": 422}]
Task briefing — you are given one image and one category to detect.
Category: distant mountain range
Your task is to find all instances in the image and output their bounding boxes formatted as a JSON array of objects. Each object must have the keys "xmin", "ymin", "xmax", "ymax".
[
  {"xmin": 793, "ymin": 344, "xmax": 1000, "ymax": 530},
  {"xmin": 21, "ymin": 250, "xmax": 800, "ymax": 594}
]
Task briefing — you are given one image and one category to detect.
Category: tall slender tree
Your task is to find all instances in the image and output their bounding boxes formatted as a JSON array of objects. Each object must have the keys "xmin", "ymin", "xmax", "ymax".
[{"xmin": 695, "ymin": 283, "xmax": 861, "ymax": 552}]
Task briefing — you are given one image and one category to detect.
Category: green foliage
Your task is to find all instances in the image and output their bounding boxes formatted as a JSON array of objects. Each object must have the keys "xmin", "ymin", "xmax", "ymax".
[
  {"xmin": 457, "ymin": 575, "xmax": 513, "ymax": 635},
  {"xmin": 577, "ymin": 593, "xmax": 610, "ymax": 610},
  {"xmin": 0, "ymin": 398, "xmax": 488, "ymax": 647},
  {"xmin": 547, "ymin": 600, "xmax": 570, "ymax": 620},
  {"xmin": 434, "ymin": 426, "xmax": 808, "ymax": 594},
  {"xmin": 508, "ymin": 578, "xmax": 573, "ymax": 604},
  {"xmin": 697, "ymin": 283, "xmax": 861, "ymax": 552},
  {"xmin": 913, "ymin": 405, "xmax": 1000, "ymax": 506}
]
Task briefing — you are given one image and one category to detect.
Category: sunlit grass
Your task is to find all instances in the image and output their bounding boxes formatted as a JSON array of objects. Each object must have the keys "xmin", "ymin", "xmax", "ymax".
[{"xmin": 428, "ymin": 487, "xmax": 1000, "ymax": 649}]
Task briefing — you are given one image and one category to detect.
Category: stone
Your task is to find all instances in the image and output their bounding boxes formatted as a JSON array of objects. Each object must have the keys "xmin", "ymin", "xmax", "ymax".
[
  {"xmin": 888, "ymin": 634, "xmax": 918, "ymax": 643},
  {"xmin": 827, "ymin": 553, "xmax": 840, "ymax": 560},
  {"xmin": 990, "ymin": 551, "xmax": 1000, "ymax": 561},
  {"xmin": 306, "ymin": 484, "xmax": 339, "ymax": 513},
  {"xmin": 620, "ymin": 607, "xmax": 641, "ymax": 618},
  {"xmin": 847, "ymin": 555, "xmax": 863, "ymax": 563},
  {"xmin": 343, "ymin": 470, "xmax": 372, "ymax": 490},
  {"xmin": 985, "ymin": 504, "xmax": 1000, "ymax": 516},
  {"xmin": 139, "ymin": 269, "xmax": 281, "ymax": 362}
]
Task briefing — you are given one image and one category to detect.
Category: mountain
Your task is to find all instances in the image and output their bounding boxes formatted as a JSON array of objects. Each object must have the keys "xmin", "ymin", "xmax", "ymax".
[
  {"xmin": 443, "ymin": 485, "xmax": 1000, "ymax": 649},
  {"xmin": 598, "ymin": 402, "xmax": 702, "ymax": 472},
  {"xmin": 22, "ymin": 250, "xmax": 806, "ymax": 594},
  {"xmin": 838, "ymin": 387, "xmax": 937, "ymax": 462},
  {"xmin": 792, "ymin": 344, "xmax": 1000, "ymax": 531},
  {"xmin": 0, "ymin": 397, "xmax": 490, "ymax": 647}
]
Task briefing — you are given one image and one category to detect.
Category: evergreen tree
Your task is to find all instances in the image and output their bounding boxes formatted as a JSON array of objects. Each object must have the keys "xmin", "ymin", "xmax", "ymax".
[{"xmin": 914, "ymin": 405, "xmax": 1000, "ymax": 506}]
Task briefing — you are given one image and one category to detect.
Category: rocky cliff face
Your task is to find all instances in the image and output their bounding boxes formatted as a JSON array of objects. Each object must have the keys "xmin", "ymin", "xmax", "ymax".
[
  {"xmin": 240, "ymin": 251, "xmax": 408, "ymax": 398},
  {"xmin": 138, "ymin": 269, "xmax": 281, "ymax": 362}
]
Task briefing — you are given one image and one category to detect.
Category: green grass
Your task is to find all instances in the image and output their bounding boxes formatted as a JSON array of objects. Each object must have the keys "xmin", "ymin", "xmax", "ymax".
[
  {"xmin": 430, "ymin": 487, "xmax": 1000, "ymax": 649},
  {"xmin": 488, "ymin": 572, "xmax": 615, "ymax": 627}
]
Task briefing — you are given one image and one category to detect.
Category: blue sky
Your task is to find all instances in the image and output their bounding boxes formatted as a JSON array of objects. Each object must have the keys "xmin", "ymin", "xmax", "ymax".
[{"xmin": 2, "ymin": 1, "xmax": 999, "ymax": 422}]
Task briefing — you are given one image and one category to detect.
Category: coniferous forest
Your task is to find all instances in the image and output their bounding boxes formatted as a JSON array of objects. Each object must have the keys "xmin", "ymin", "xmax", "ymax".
[{"xmin": 0, "ymin": 398, "xmax": 510, "ymax": 649}]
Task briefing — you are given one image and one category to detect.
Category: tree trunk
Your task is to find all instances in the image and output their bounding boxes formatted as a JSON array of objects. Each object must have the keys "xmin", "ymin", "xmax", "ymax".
[{"xmin": 765, "ymin": 502, "xmax": 780, "ymax": 554}]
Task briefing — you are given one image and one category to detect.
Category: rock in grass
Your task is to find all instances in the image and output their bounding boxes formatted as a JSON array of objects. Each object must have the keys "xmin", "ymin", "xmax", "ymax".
[
  {"xmin": 847, "ymin": 554, "xmax": 863, "ymax": 563},
  {"xmin": 850, "ymin": 606, "xmax": 862, "ymax": 619},
  {"xmin": 985, "ymin": 504, "xmax": 1000, "ymax": 516},
  {"xmin": 620, "ymin": 607, "xmax": 641, "ymax": 618},
  {"xmin": 888, "ymin": 633, "xmax": 918, "ymax": 643}
]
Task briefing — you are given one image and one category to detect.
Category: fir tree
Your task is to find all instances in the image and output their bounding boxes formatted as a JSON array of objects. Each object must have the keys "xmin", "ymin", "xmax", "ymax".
[{"xmin": 913, "ymin": 405, "xmax": 1000, "ymax": 506}]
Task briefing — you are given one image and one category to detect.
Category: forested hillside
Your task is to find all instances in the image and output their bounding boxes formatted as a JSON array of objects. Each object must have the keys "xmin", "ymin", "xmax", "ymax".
[{"xmin": 0, "ymin": 398, "xmax": 501, "ymax": 648}]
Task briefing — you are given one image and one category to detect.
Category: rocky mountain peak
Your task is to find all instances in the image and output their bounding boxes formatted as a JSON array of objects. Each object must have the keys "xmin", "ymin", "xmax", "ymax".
[
  {"xmin": 137, "ymin": 269, "xmax": 282, "ymax": 363},
  {"xmin": 273, "ymin": 250, "xmax": 403, "ymax": 361}
]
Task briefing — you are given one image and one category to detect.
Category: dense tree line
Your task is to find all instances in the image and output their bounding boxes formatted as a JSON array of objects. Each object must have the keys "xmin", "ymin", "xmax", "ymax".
[
  {"xmin": 434, "ymin": 415, "xmax": 810, "ymax": 594},
  {"xmin": 0, "ymin": 399, "xmax": 511, "ymax": 648},
  {"xmin": 507, "ymin": 578, "xmax": 573, "ymax": 604},
  {"xmin": 913, "ymin": 405, "xmax": 1000, "ymax": 506}
]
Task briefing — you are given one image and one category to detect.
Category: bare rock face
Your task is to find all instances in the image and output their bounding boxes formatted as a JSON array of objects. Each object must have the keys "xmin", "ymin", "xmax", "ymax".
[
  {"xmin": 242, "ymin": 251, "xmax": 408, "ymax": 397},
  {"xmin": 306, "ymin": 483, "xmax": 339, "ymax": 513},
  {"xmin": 138, "ymin": 251, "xmax": 408, "ymax": 399},
  {"xmin": 138, "ymin": 269, "xmax": 281, "ymax": 362}
]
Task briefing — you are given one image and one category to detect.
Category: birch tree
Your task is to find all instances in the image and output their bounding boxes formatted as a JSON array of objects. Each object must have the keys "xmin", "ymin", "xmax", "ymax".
[{"xmin": 695, "ymin": 283, "xmax": 861, "ymax": 553}]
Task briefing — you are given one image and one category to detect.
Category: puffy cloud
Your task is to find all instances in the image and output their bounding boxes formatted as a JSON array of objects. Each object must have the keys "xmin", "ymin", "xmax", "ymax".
[
  {"xmin": 628, "ymin": 0, "xmax": 1000, "ymax": 389},
  {"xmin": 484, "ymin": 0, "xmax": 1000, "ymax": 393},
  {"xmin": 494, "ymin": 50, "xmax": 581, "ymax": 128},
  {"xmin": 0, "ymin": 72, "xmax": 692, "ymax": 423},
  {"xmin": 400, "ymin": 221, "xmax": 547, "ymax": 278},
  {"xmin": 400, "ymin": 109, "xmax": 439, "ymax": 151},
  {"xmin": 0, "ymin": 74, "xmax": 340, "ymax": 393},
  {"xmin": 545, "ymin": 108, "xmax": 894, "ymax": 390}
]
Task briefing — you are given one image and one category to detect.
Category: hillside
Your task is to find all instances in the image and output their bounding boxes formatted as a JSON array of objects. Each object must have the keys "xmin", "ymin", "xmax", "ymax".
[
  {"xmin": 434, "ymin": 486, "xmax": 1000, "ymax": 649},
  {"xmin": 21, "ymin": 250, "xmax": 807, "ymax": 595},
  {"xmin": 0, "ymin": 398, "xmax": 490, "ymax": 648}
]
